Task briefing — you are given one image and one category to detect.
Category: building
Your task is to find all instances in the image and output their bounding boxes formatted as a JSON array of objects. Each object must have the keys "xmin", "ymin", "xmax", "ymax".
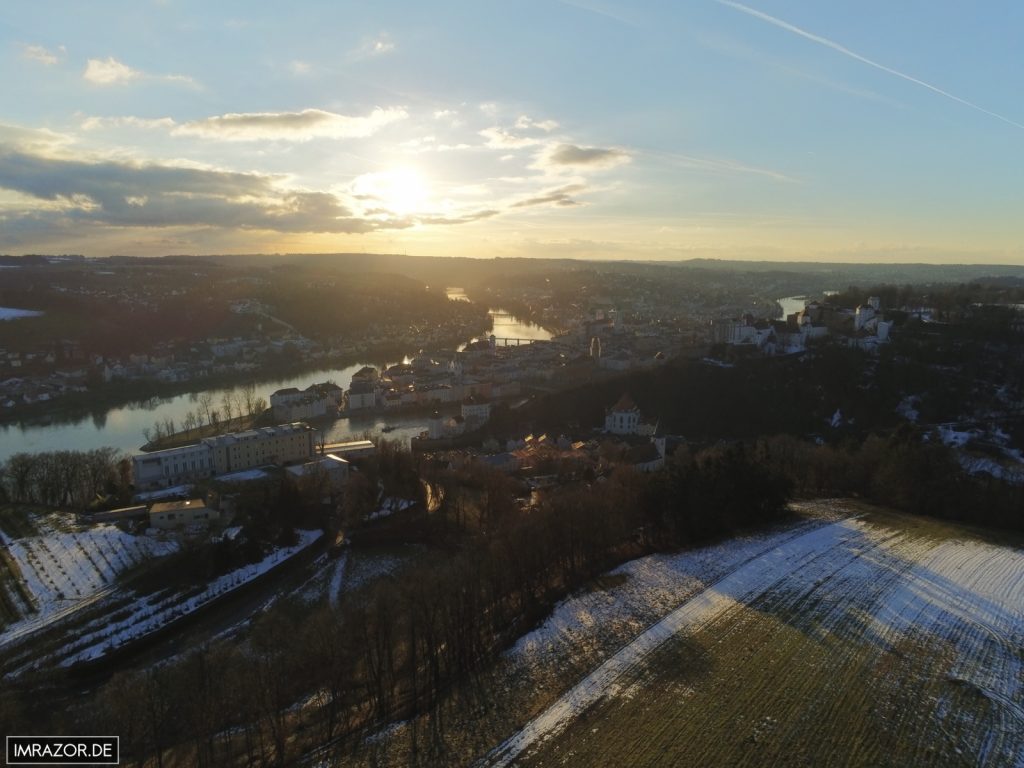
[
  {"xmin": 320, "ymin": 439, "xmax": 376, "ymax": 460},
  {"xmin": 206, "ymin": 422, "xmax": 317, "ymax": 475},
  {"xmin": 270, "ymin": 382, "xmax": 343, "ymax": 421},
  {"xmin": 133, "ymin": 422, "xmax": 317, "ymax": 490},
  {"xmin": 604, "ymin": 393, "xmax": 656, "ymax": 436},
  {"xmin": 461, "ymin": 395, "xmax": 492, "ymax": 428},
  {"xmin": 149, "ymin": 498, "xmax": 219, "ymax": 530},
  {"xmin": 285, "ymin": 453, "xmax": 350, "ymax": 491},
  {"xmin": 132, "ymin": 441, "xmax": 216, "ymax": 490}
]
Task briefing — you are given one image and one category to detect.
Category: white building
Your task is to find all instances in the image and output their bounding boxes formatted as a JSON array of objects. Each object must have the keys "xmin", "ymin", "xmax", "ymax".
[
  {"xmin": 132, "ymin": 422, "xmax": 317, "ymax": 490},
  {"xmin": 149, "ymin": 498, "xmax": 219, "ymax": 530},
  {"xmin": 133, "ymin": 442, "xmax": 215, "ymax": 490},
  {"xmin": 461, "ymin": 396, "xmax": 492, "ymax": 428},
  {"xmin": 604, "ymin": 393, "xmax": 656, "ymax": 436}
]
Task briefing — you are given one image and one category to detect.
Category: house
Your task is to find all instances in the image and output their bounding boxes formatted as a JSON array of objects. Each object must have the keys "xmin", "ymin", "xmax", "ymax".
[
  {"xmin": 149, "ymin": 498, "xmax": 219, "ymax": 530},
  {"xmin": 461, "ymin": 395, "xmax": 492, "ymax": 428},
  {"xmin": 271, "ymin": 382, "xmax": 343, "ymax": 421},
  {"xmin": 347, "ymin": 380, "xmax": 376, "ymax": 410},
  {"xmin": 604, "ymin": 393, "xmax": 656, "ymax": 436}
]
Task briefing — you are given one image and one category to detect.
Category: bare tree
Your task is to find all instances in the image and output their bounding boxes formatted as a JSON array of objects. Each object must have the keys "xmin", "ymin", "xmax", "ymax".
[
  {"xmin": 240, "ymin": 383, "xmax": 258, "ymax": 418},
  {"xmin": 221, "ymin": 393, "xmax": 235, "ymax": 425},
  {"xmin": 198, "ymin": 392, "xmax": 214, "ymax": 427}
]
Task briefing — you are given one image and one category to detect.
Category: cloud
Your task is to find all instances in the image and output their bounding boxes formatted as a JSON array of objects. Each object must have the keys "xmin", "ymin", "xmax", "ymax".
[
  {"xmin": 84, "ymin": 57, "xmax": 140, "ymax": 85},
  {"xmin": 0, "ymin": 124, "xmax": 73, "ymax": 155},
  {"xmin": 556, "ymin": 0, "xmax": 641, "ymax": 28},
  {"xmin": 511, "ymin": 183, "xmax": 586, "ymax": 208},
  {"xmin": 716, "ymin": 0, "xmax": 1024, "ymax": 131},
  {"xmin": 350, "ymin": 34, "xmax": 396, "ymax": 60},
  {"xmin": 516, "ymin": 115, "xmax": 560, "ymax": 132},
  {"xmin": 480, "ymin": 126, "xmax": 544, "ymax": 149},
  {"xmin": 433, "ymin": 109, "xmax": 464, "ymax": 128},
  {"xmin": 0, "ymin": 147, "xmax": 391, "ymax": 234},
  {"xmin": 541, "ymin": 143, "xmax": 631, "ymax": 170},
  {"xmin": 22, "ymin": 44, "xmax": 62, "ymax": 66},
  {"xmin": 80, "ymin": 115, "xmax": 177, "ymax": 131},
  {"xmin": 417, "ymin": 209, "xmax": 500, "ymax": 225},
  {"xmin": 172, "ymin": 107, "xmax": 408, "ymax": 141},
  {"xmin": 0, "ymin": 132, "xmax": 546, "ymax": 239},
  {"xmin": 288, "ymin": 60, "xmax": 312, "ymax": 76},
  {"xmin": 83, "ymin": 56, "xmax": 198, "ymax": 88},
  {"xmin": 654, "ymin": 150, "xmax": 797, "ymax": 183}
]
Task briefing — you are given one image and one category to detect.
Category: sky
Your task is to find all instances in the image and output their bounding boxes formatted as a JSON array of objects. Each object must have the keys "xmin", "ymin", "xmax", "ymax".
[{"xmin": 1, "ymin": 1, "xmax": 1022, "ymax": 263}]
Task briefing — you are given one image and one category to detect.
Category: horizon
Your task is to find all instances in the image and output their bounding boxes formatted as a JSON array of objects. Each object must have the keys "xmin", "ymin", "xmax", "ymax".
[
  {"xmin": 9, "ymin": 251, "xmax": 1024, "ymax": 271},
  {"xmin": 2, "ymin": 2, "xmax": 1023, "ymax": 264}
]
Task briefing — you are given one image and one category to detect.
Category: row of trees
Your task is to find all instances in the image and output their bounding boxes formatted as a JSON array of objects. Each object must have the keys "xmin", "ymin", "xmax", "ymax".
[
  {"xmin": 758, "ymin": 429, "xmax": 1024, "ymax": 532},
  {"xmin": 142, "ymin": 385, "xmax": 268, "ymax": 445},
  {"xmin": 0, "ymin": 448, "xmax": 128, "ymax": 508}
]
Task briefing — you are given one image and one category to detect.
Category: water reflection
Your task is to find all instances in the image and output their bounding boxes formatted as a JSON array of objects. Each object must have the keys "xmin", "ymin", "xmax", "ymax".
[{"xmin": 0, "ymin": 292, "xmax": 551, "ymax": 461}]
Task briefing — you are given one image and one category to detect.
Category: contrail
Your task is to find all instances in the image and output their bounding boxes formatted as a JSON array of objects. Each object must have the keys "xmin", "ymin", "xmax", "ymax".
[{"xmin": 716, "ymin": 0, "xmax": 1024, "ymax": 131}]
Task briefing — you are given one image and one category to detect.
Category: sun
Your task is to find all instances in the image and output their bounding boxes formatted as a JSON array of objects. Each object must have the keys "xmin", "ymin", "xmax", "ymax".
[{"xmin": 356, "ymin": 167, "xmax": 430, "ymax": 216}]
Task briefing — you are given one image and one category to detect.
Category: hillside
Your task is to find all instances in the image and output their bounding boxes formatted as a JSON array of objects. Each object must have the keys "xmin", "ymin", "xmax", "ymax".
[{"xmin": 484, "ymin": 504, "xmax": 1024, "ymax": 767}]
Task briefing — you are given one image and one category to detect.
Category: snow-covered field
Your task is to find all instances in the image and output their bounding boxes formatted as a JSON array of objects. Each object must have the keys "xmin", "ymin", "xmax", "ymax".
[
  {"xmin": 0, "ymin": 517, "xmax": 178, "ymax": 646},
  {"xmin": 483, "ymin": 504, "xmax": 1024, "ymax": 767},
  {"xmin": 46, "ymin": 529, "xmax": 323, "ymax": 669}
]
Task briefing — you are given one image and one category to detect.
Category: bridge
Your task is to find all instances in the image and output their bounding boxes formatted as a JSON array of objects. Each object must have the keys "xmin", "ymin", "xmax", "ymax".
[{"xmin": 489, "ymin": 336, "xmax": 548, "ymax": 347}]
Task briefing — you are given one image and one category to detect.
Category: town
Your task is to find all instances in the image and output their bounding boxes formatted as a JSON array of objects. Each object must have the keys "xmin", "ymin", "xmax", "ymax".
[{"xmin": 2, "ymin": 254, "xmax": 1024, "ymax": 768}]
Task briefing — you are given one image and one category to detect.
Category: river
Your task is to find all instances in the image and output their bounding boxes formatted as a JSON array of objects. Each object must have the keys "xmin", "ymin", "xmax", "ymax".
[{"xmin": 0, "ymin": 293, "xmax": 551, "ymax": 462}]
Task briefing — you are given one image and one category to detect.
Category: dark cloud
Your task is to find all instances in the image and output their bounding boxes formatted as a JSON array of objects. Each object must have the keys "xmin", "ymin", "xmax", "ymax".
[
  {"xmin": 417, "ymin": 209, "xmax": 500, "ymax": 225},
  {"xmin": 0, "ymin": 149, "xmax": 400, "ymax": 234},
  {"xmin": 546, "ymin": 143, "xmax": 630, "ymax": 168},
  {"xmin": 173, "ymin": 107, "xmax": 407, "ymax": 141},
  {"xmin": 511, "ymin": 183, "xmax": 586, "ymax": 208}
]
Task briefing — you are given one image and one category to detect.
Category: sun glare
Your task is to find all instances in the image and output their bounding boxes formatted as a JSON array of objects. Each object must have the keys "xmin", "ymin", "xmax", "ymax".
[{"xmin": 356, "ymin": 168, "xmax": 430, "ymax": 217}]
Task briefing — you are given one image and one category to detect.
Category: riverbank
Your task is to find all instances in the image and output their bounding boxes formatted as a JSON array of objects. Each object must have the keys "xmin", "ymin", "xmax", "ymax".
[{"xmin": 140, "ymin": 411, "xmax": 277, "ymax": 452}]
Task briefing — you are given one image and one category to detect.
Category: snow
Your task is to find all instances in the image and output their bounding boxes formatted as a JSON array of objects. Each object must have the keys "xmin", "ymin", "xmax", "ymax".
[
  {"xmin": 0, "ymin": 518, "xmax": 179, "ymax": 648},
  {"xmin": 8, "ymin": 529, "xmax": 322, "ymax": 672},
  {"xmin": 327, "ymin": 552, "xmax": 348, "ymax": 607},
  {"xmin": 366, "ymin": 497, "xmax": 415, "ymax": 521},
  {"xmin": 938, "ymin": 426, "xmax": 974, "ymax": 447},
  {"xmin": 133, "ymin": 484, "xmax": 193, "ymax": 502},
  {"xmin": 217, "ymin": 467, "xmax": 271, "ymax": 482},
  {"xmin": 342, "ymin": 551, "xmax": 410, "ymax": 592},
  {"xmin": 896, "ymin": 396, "xmax": 920, "ymax": 422},
  {"xmin": 484, "ymin": 510, "xmax": 1024, "ymax": 767},
  {"xmin": 0, "ymin": 307, "xmax": 43, "ymax": 320}
]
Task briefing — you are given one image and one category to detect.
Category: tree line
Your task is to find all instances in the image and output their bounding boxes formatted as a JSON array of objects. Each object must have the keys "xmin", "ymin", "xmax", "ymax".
[{"xmin": 0, "ymin": 448, "xmax": 128, "ymax": 508}]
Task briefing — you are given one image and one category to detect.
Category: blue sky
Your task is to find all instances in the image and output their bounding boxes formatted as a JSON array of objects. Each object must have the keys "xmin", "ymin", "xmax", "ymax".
[{"xmin": 1, "ymin": 1, "xmax": 1021, "ymax": 262}]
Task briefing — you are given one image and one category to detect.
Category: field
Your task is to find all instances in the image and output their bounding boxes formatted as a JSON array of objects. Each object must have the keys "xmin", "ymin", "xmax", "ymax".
[
  {"xmin": 483, "ymin": 506, "xmax": 1024, "ymax": 767},
  {"xmin": 0, "ymin": 508, "xmax": 178, "ymax": 640}
]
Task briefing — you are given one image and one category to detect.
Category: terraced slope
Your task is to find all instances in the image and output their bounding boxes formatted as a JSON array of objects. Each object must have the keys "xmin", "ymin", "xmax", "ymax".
[{"xmin": 485, "ymin": 512, "xmax": 1024, "ymax": 768}]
